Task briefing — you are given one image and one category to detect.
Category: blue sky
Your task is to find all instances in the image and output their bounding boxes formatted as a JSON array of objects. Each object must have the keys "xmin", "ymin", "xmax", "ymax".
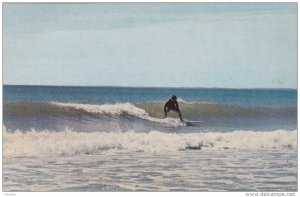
[{"xmin": 3, "ymin": 3, "xmax": 297, "ymax": 88}]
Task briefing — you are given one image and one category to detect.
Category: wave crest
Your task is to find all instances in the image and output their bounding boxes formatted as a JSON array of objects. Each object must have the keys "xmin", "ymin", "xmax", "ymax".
[{"xmin": 52, "ymin": 102, "xmax": 148, "ymax": 116}]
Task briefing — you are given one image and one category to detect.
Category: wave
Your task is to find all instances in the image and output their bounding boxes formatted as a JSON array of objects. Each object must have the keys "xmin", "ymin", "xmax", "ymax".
[
  {"xmin": 3, "ymin": 126, "xmax": 297, "ymax": 157},
  {"xmin": 4, "ymin": 102, "xmax": 296, "ymax": 119},
  {"xmin": 3, "ymin": 102, "xmax": 146, "ymax": 117},
  {"xmin": 51, "ymin": 102, "xmax": 182, "ymax": 126},
  {"xmin": 3, "ymin": 102, "xmax": 296, "ymax": 132},
  {"xmin": 3, "ymin": 102, "xmax": 183, "ymax": 128},
  {"xmin": 52, "ymin": 102, "xmax": 147, "ymax": 116}
]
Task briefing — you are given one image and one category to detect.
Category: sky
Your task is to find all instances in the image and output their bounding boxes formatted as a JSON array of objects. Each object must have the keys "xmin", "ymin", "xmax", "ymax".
[{"xmin": 3, "ymin": 3, "xmax": 298, "ymax": 88}]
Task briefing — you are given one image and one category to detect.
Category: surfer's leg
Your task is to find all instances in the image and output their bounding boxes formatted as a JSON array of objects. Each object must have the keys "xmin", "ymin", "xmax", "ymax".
[
  {"xmin": 164, "ymin": 109, "xmax": 170, "ymax": 118},
  {"xmin": 174, "ymin": 109, "xmax": 184, "ymax": 121},
  {"xmin": 178, "ymin": 110, "xmax": 184, "ymax": 121}
]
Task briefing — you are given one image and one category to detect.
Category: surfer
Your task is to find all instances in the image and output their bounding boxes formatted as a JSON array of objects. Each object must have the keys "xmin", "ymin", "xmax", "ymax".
[{"xmin": 164, "ymin": 95, "xmax": 184, "ymax": 121}]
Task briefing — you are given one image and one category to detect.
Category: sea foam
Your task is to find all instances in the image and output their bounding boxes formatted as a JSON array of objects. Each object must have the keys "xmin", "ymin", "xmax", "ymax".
[{"xmin": 3, "ymin": 126, "xmax": 297, "ymax": 157}]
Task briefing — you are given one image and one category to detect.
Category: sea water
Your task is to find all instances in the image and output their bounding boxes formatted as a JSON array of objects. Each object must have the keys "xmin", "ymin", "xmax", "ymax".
[{"xmin": 3, "ymin": 85, "xmax": 297, "ymax": 191}]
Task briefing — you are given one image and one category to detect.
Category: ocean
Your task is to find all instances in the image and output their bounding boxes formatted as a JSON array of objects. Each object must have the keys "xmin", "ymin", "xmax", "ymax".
[{"xmin": 3, "ymin": 85, "xmax": 298, "ymax": 191}]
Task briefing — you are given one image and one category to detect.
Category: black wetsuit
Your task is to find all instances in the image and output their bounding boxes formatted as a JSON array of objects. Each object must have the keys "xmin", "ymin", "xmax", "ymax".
[{"xmin": 164, "ymin": 99, "xmax": 179, "ymax": 112}]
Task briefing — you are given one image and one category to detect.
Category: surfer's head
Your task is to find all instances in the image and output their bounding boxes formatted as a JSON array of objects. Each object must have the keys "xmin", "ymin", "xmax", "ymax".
[{"xmin": 171, "ymin": 95, "xmax": 177, "ymax": 100}]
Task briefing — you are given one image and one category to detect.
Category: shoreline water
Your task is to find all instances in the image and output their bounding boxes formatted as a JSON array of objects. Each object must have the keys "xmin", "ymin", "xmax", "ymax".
[{"xmin": 3, "ymin": 148, "xmax": 297, "ymax": 192}]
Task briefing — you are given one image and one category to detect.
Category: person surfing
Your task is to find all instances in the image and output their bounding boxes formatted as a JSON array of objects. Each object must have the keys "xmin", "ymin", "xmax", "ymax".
[{"xmin": 164, "ymin": 95, "xmax": 184, "ymax": 121}]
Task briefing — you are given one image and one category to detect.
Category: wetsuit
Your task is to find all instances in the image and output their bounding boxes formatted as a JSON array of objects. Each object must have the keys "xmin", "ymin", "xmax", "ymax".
[{"xmin": 164, "ymin": 99, "xmax": 183, "ymax": 121}]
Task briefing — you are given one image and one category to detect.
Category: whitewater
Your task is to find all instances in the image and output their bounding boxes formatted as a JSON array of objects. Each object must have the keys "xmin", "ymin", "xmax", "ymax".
[
  {"xmin": 3, "ymin": 127, "xmax": 297, "ymax": 157},
  {"xmin": 3, "ymin": 86, "xmax": 297, "ymax": 191}
]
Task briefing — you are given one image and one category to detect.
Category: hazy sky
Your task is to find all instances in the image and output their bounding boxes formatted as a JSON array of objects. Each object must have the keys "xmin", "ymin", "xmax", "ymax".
[{"xmin": 3, "ymin": 3, "xmax": 297, "ymax": 88}]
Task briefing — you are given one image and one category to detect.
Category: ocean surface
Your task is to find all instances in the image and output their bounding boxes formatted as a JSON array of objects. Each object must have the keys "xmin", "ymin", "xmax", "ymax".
[{"xmin": 3, "ymin": 85, "xmax": 298, "ymax": 191}]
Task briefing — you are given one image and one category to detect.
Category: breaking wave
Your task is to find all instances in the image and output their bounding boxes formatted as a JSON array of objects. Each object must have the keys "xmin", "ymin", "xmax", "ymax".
[{"xmin": 3, "ymin": 126, "xmax": 297, "ymax": 157}]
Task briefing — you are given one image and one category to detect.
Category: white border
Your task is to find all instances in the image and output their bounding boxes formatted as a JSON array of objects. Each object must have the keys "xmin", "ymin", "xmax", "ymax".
[{"xmin": 1, "ymin": 1, "xmax": 298, "ymax": 197}]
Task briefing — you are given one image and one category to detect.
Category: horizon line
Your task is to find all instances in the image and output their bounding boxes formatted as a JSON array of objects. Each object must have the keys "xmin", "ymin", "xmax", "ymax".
[{"xmin": 2, "ymin": 84, "xmax": 297, "ymax": 90}]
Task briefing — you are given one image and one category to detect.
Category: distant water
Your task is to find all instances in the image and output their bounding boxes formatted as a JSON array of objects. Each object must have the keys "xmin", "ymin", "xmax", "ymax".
[{"xmin": 3, "ymin": 85, "xmax": 297, "ymax": 191}]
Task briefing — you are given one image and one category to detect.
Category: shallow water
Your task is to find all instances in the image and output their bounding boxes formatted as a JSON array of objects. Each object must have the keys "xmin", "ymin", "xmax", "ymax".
[{"xmin": 3, "ymin": 148, "xmax": 297, "ymax": 192}]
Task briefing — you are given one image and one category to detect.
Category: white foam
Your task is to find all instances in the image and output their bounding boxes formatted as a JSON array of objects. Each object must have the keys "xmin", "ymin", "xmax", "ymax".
[
  {"xmin": 3, "ymin": 127, "xmax": 297, "ymax": 157},
  {"xmin": 176, "ymin": 98, "xmax": 214, "ymax": 105},
  {"xmin": 52, "ymin": 102, "xmax": 147, "ymax": 116},
  {"xmin": 176, "ymin": 98, "xmax": 196, "ymax": 104},
  {"xmin": 51, "ymin": 102, "xmax": 182, "ymax": 126}
]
